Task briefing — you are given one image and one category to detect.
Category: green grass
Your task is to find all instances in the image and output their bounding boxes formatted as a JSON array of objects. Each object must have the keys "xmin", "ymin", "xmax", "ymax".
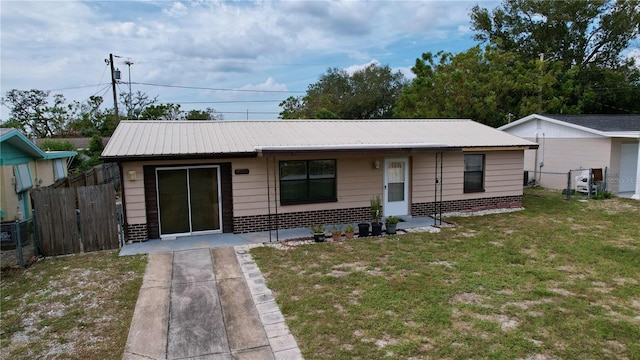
[
  {"xmin": 251, "ymin": 188, "xmax": 640, "ymax": 359},
  {"xmin": 0, "ymin": 250, "xmax": 147, "ymax": 359}
]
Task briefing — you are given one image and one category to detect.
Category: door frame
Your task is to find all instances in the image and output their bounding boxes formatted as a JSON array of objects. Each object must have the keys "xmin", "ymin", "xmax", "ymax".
[
  {"xmin": 155, "ymin": 165, "xmax": 223, "ymax": 239},
  {"xmin": 620, "ymin": 142, "xmax": 639, "ymax": 193},
  {"xmin": 383, "ymin": 157, "xmax": 410, "ymax": 217}
]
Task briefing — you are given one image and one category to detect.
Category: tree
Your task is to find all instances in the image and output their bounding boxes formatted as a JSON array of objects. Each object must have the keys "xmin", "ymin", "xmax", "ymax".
[
  {"xmin": 395, "ymin": 47, "xmax": 576, "ymax": 127},
  {"xmin": 139, "ymin": 103, "xmax": 182, "ymax": 120},
  {"xmin": 67, "ymin": 96, "xmax": 109, "ymax": 136},
  {"xmin": 185, "ymin": 108, "xmax": 224, "ymax": 120},
  {"xmin": 120, "ymin": 90, "xmax": 158, "ymax": 120},
  {"xmin": 1, "ymin": 89, "xmax": 71, "ymax": 137},
  {"xmin": 279, "ymin": 64, "xmax": 407, "ymax": 119},
  {"xmin": 470, "ymin": 0, "xmax": 640, "ymax": 68}
]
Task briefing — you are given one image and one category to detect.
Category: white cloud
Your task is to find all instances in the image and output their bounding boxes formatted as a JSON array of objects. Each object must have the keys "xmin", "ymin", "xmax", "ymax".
[
  {"xmin": 240, "ymin": 77, "xmax": 288, "ymax": 92},
  {"xmin": 162, "ymin": 2, "xmax": 188, "ymax": 17},
  {"xmin": 0, "ymin": 0, "xmax": 499, "ymax": 120},
  {"xmin": 344, "ymin": 60, "xmax": 381, "ymax": 75}
]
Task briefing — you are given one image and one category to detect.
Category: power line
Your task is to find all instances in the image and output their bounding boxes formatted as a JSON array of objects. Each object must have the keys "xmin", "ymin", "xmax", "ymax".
[
  {"xmin": 47, "ymin": 83, "xmax": 110, "ymax": 92},
  {"xmin": 124, "ymin": 56, "xmax": 326, "ymax": 67},
  {"xmin": 130, "ymin": 81, "xmax": 305, "ymax": 93},
  {"xmin": 168, "ymin": 100, "xmax": 283, "ymax": 104}
]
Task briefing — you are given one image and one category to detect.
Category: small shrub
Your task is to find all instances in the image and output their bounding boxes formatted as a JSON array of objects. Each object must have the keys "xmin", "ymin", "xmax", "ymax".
[{"xmin": 592, "ymin": 191, "xmax": 614, "ymax": 200}]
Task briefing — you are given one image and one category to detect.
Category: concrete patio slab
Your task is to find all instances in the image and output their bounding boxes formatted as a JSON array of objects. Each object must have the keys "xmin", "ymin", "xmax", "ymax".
[{"xmin": 119, "ymin": 216, "xmax": 440, "ymax": 256}]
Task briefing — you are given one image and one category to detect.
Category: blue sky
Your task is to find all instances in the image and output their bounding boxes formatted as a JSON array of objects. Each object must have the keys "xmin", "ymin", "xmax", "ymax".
[{"xmin": 1, "ymin": 0, "xmax": 500, "ymax": 121}]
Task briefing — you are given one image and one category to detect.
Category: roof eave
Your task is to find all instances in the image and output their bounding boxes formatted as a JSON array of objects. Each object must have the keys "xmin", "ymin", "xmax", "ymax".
[{"xmin": 100, "ymin": 152, "xmax": 257, "ymax": 163}]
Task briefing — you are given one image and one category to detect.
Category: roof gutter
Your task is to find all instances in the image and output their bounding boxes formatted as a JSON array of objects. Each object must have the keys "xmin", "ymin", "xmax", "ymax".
[{"xmin": 254, "ymin": 143, "xmax": 460, "ymax": 156}]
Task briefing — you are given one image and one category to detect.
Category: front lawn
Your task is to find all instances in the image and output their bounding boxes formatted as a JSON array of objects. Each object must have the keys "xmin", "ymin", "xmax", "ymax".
[
  {"xmin": 251, "ymin": 189, "xmax": 640, "ymax": 359},
  {"xmin": 0, "ymin": 250, "xmax": 146, "ymax": 359}
]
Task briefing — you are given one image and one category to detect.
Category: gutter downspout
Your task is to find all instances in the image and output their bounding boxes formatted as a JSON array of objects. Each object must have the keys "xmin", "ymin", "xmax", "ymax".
[
  {"xmin": 533, "ymin": 132, "xmax": 539, "ymax": 184},
  {"xmin": 266, "ymin": 157, "xmax": 271, "ymax": 242},
  {"xmin": 273, "ymin": 157, "xmax": 279, "ymax": 241}
]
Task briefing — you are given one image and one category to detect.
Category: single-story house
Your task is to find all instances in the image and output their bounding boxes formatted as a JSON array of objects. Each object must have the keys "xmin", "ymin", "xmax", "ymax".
[
  {"xmin": 0, "ymin": 128, "xmax": 77, "ymax": 221},
  {"xmin": 101, "ymin": 119, "xmax": 538, "ymax": 241},
  {"xmin": 499, "ymin": 114, "xmax": 640, "ymax": 199}
]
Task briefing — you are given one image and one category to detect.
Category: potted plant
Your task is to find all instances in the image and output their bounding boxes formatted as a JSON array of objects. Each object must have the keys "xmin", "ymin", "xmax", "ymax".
[
  {"xmin": 370, "ymin": 195, "xmax": 383, "ymax": 236},
  {"xmin": 357, "ymin": 222, "xmax": 370, "ymax": 237},
  {"xmin": 344, "ymin": 224, "xmax": 355, "ymax": 239},
  {"xmin": 331, "ymin": 226, "xmax": 342, "ymax": 241},
  {"xmin": 310, "ymin": 225, "xmax": 325, "ymax": 242},
  {"xmin": 385, "ymin": 215, "xmax": 399, "ymax": 234}
]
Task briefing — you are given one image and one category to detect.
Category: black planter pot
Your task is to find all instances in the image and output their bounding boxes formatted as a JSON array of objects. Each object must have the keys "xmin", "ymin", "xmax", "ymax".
[
  {"xmin": 371, "ymin": 222, "xmax": 383, "ymax": 236},
  {"xmin": 313, "ymin": 233, "xmax": 325, "ymax": 242},
  {"xmin": 385, "ymin": 223, "xmax": 397, "ymax": 234},
  {"xmin": 357, "ymin": 223, "xmax": 370, "ymax": 237}
]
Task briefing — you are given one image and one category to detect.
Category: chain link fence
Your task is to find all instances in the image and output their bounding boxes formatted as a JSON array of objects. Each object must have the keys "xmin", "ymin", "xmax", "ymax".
[{"xmin": 1, "ymin": 219, "xmax": 36, "ymax": 268}]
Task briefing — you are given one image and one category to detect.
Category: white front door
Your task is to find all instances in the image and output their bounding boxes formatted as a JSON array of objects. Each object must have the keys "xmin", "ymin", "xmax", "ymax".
[
  {"xmin": 384, "ymin": 158, "xmax": 409, "ymax": 216},
  {"xmin": 620, "ymin": 143, "xmax": 639, "ymax": 193}
]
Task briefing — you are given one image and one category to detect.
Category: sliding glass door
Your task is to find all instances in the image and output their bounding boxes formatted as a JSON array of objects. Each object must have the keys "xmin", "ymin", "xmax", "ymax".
[{"xmin": 156, "ymin": 166, "xmax": 221, "ymax": 237}]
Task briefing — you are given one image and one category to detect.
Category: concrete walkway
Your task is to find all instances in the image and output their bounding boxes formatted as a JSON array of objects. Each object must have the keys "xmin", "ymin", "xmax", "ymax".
[{"xmin": 123, "ymin": 246, "xmax": 303, "ymax": 360}]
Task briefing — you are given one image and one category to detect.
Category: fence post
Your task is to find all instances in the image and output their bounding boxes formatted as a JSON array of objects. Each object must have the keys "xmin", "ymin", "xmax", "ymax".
[
  {"xmin": 117, "ymin": 203, "xmax": 124, "ymax": 247},
  {"xmin": 32, "ymin": 210, "xmax": 40, "ymax": 257},
  {"xmin": 566, "ymin": 171, "xmax": 572, "ymax": 200},
  {"xmin": 15, "ymin": 222, "xmax": 24, "ymax": 268}
]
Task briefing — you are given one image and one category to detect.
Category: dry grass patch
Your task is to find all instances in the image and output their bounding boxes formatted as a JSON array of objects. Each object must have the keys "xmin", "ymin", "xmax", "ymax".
[
  {"xmin": 252, "ymin": 189, "xmax": 640, "ymax": 359},
  {"xmin": 1, "ymin": 250, "xmax": 146, "ymax": 359}
]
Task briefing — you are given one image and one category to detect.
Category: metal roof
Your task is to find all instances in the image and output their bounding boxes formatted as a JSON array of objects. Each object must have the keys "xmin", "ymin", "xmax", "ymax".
[{"xmin": 101, "ymin": 119, "xmax": 538, "ymax": 160}]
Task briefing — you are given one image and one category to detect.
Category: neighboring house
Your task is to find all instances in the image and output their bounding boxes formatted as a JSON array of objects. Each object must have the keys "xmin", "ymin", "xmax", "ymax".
[
  {"xmin": 0, "ymin": 128, "xmax": 77, "ymax": 221},
  {"xmin": 499, "ymin": 114, "xmax": 640, "ymax": 199},
  {"xmin": 101, "ymin": 119, "xmax": 537, "ymax": 241}
]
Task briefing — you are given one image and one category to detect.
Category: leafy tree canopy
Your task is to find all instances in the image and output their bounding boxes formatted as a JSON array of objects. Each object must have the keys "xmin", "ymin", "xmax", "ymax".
[
  {"xmin": 1, "ymin": 89, "xmax": 70, "ymax": 137},
  {"xmin": 280, "ymin": 64, "xmax": 407, "ymax": 119},
  {"xmin": 470, "ymin": 0, "xmax": 640, "ymax": 68}
]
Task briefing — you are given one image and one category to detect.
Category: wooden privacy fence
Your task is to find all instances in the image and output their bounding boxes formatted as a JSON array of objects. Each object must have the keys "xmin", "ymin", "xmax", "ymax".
[
  {"xmin": 31, "ymin": 184, "xmax": 120, "ymax": 256},
  {"xmin": 52, "ymin": 162, "xmax": 120, "ymax": 190}
]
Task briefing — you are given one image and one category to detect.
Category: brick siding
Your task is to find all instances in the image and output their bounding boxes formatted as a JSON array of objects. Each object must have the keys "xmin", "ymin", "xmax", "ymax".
[
  {"xmin": 411, "ymin": 195, "xmax": 523, "ymax": 216},
  {"xmin": 127, "ymin": 223, "xmax": 148, "ymax": 242},
  {"xmin": 126, "ymin": 195, "xmax": 524, "ymax": 239},
  {"xmin": 234, "ymin": 195, "xmax": 523, "ymax": 233}
]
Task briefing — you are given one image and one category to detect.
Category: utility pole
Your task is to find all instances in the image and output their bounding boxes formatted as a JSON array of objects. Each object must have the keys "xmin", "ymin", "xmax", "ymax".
[
  {"xmin": 109, "ymin": 53, "xmax": 119, "ymax": 122},
  {"xmin": 124, "ymin": 59, "xmax": 133, "ymax": 118}
]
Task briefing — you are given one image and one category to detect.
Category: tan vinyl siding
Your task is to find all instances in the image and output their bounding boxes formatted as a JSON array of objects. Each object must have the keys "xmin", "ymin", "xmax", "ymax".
[
  {"xmin": 535, "ymin": 138, "xmax": 612, "ymax": 190},
  {"xmin": 234, "ymin": 154, "xmax": 382, "ymax": 217},
  {"xmin": 122, "ymin": 163, "xmax": 146, "ymax": 224},
  {"xmin": 232, "ymin": 158, "xmax": 270, "ymax": 216},
  {"xmin": 413, "ymin": 151, "xmax": 524, "ymax": 203}
]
